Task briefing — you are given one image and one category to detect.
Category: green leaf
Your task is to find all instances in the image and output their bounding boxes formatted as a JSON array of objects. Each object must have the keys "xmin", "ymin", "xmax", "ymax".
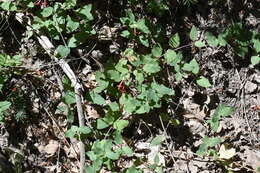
[
  {"xmin": 139, "ymin": 35, "xmax": 149, "ymax": 47},
  {"xmin": 145, "ymin": 88, "xmax": 160, "ymax": 102},
  {"xmin": 121, "ymin": 30, "xmax": 131, "ymax": 38},
  {"xmin": 41, "ymin": 7, "xmax": 53, "ymax": 17},
  {"xmin": 155, "ymin": 166, "xmax": 163, "ymax": 173},
  {"xmin": 150, "ymin": 135, "xmax": 165, "ymax": 146},
  {"xmin": 196, "ymin": 76, "xmax": 211, "ymax": 88},
  {"xmin": 175, "ymin": 72, "xmax": 183, "ymax": 81},
  {"xmin": 122, "ymin": 146, "xmax": 133, "ymax": 156},
  {"xmin": 65, "ymin": 125, "xmax": 78, "ymax": 138},
  {"xmin": 113, "ymin": 119, "xmax": 129, "ymax": 131},
  {"xmin": 67, "ymin": 109, "xmax": 74, "ymax": 123},
  {"xmin": 152, "ymin": 44, "xmax": 162, "ymax": 57},
  {"xmin": 120, "ymin": 14, "xmax": 133, "ymax": 25},
  {"xmin": 217, "ymin": 33, "xmax": 227, "ymax": 46},
  {"xmin": 119, "ymin": 94, "xmax": 138, "ymax": 113},
  {"xmin": 102, "ymin": 113, "xmax": 115, "ymax": 125},
  {"xmin": 12, "ymin": 55, "xmax": 22, "ymax": 65},
  {"xmin": 182, "ymin": 58, "xmax": 199, "ymax": 74},
  {"xmin": 257, "ymin": 166, "xmax": 260, "ymax": 173},
  {"xmin": 97, "ymin": 119, "xmax": 109, "ymax": 129},
  {"xmin": 85, "ymin": 166, "xmax": 95, "ymax": 173},
  {"xmin": 94, "ymin": 80, "xmax": 109, "ymax": 93},
  {"xmin": 165, "ymin": 49, "xmax": 176, "ymax": 63},
  {"xmin": 27, "ymin": 2, "xmax": 34, "ymax": 8},
  {"xmin": 216, "ymin": 104, "xmax": 235, "ymax": 117},
  {"xmin": 63, "ymin": 91, "xmax": 75, "ymax": 105},
  {"xmin": 106, "ymin": 150, "xmax": 120, "ymax": 160},
  {"xmin": 90, "ymin": 91, "xmax": 106, "ymax": 105},
  {"xmin": 234, "ymin": 44, "xmax": 248, "ymax": 57},
  {"xmin": 114, "ymin": 130, "xmax": 123, "ymax": 144},
  {"xmin": 56, "ymin": 45, "xmax": 70, "ymax": 58},
  {"xmin": 126, "ymin": 167, "xmax": 142, "ymax": 173},
  {"xmin": 115, "ymin": 59, "xmax": 128, "ymax": 74},
  {"xmin": 0, "ymin": 53, "xmax": 21, "ymax": 67},
  {"xmin": 103, "ymin": 159, "xmax": 112, "ymax": 170},
  {"xmin": 106, "ymin": 70, "xmax": 121, "ymax": 82},
  {"xmin": 1, "ymin": 1, "xmax": 17, "ymax": 11},
  {"xmin": 92, "ymin": 159, "xmax": 103, "ymax": 171},
  {"xmin": 196, "ymin": 143, "xmax": 208, "ymax": 156},
  {"xmin": 130, "ymin": 19, "xmax": 150, "ymax": 34},
  {"xmin": 121, "ymin": 9, "xmax": 135, "ymax": 24},
  {"xmin": 113, "ymin": 130, "xmax": 123, "ymax": 145},
  {"xmin": 252, "ymin": 38, "xmax": 260, "ymax": 53},
  {"xmin": 143, "ymin": 58, "xmax": 161, "ymax": 74},
  {"xmin": 251, "ymin": 56, "xmax": 260, "ymax": 66},
  {"xmin": 203, "ymin": 136, "xmax": 222, "ymax": 147},
  {"xmin": 77, "ymin": 4, "xmax": 93, "ymax": 21},
  {"xmin": 153, "ymin": 154, "xmax": 160, "ymax": 165},
  {"xmin": 190, "ymin": 25, "xmax": 198, "ymax": 41},
  {"xmin": 0, "ymin": 101, "xmax": 11, "ymax": 113},
  {"xmin": 67, "ymin": 36, "xmax": 78, "ymax": 48},
  {"xmin": 108, "ymin": 102, "xmax": 119, "ymax": 112},
  {"xmin": 207, "ymin": 104, "xmax": 234, "ymax": 132},
  {"xmin": 135, "ymin": 103, "xmax": 150, "ymax": 114},
  {"xmin": 194, "ymin": 41, "xmax": 206, "ymax": 47},
  {"xmin": 94, "ymin": 72, "xmax": 109, "ymax": 93},
  {"xmin": 78, "ymin": 126, "xmax": 92, "ymax": 135},
  {"xmin": 143, "ymin": 63, "xmax": 160, "ymax": 74},
  {"xmin": 164, "ymin": 49, "xmax": 182, "ymax": 67},
  {"xmin": 133, "ymin": 70, "xmax": 144, "ymax": 84},
  {"xmin": 152, "ymin": 82, "xmax": 175, "ymax": 96},
  {"xmin": 64, "ymin": 0, "xmax": 77, "ymax": 8},
  {"xmin": 196, "ymin": 136, "xmax": 221, "ymax": 156},
  {"xmin": 67, "ymin": 30, "xmax": 94, "ymax": 48},
  {"xmin": 169, "ymin": 33, "xmax": 180, "ymax": 48},
  {"xmin": 205, "ymin": 32, "xmax": 218, "ymax": 47},
  {"xmin": 66, "ymin": 16, "xmax": 79, "ymax": 33}
]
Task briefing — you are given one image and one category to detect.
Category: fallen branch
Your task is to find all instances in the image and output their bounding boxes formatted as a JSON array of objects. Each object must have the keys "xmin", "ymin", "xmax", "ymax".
[{"xmin": 15, "ymin": 13, "xmax": 86, "ymax": 173}]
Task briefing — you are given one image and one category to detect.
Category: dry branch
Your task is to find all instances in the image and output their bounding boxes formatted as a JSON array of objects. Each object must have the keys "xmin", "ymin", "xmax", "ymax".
[{"xmin": 15, "ymin": 13, "xmax": 86, "ymax": 173}]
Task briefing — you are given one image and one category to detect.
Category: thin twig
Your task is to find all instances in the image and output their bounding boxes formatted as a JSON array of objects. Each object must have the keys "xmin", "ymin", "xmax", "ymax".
[
  {"xmin": 56, "ymin": 142, "xmax": 61, "ymax": 172},
  {"xmin": 15, "ymin": 12, "xmax": 86, "ymax": 173},
  {"xmin": 158, "ymin": 115, "xmax": 177, "ymax": 167},
  {"xmin": 43, "ymin": 107, "xmax": 80, "ymax": 160},
  {"xmin": 53, "ymin": 68, "xmax": 65, "ymax": 97}
]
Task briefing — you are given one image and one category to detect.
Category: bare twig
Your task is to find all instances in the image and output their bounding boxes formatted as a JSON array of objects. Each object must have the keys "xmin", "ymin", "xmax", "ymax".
[
  {"xmin": 159, "ymin": 115, "xmax": 177, "ymax": 166},
  {"xmin": 53, "ymin": 68, "xmax": 65, "ymax": 97},
  {"xmin": 43, "ymin": 106, "xmax": 80, "ymax": 160},
  {"xmin": 15, "ymin": 12, "xmax": 86, "ymax": 173}
]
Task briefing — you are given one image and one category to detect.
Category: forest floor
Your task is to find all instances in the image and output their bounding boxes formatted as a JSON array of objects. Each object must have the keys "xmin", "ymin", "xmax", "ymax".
[{"xmin": 0, "ymin": 0, "xmax": 259, "ymax": 173}]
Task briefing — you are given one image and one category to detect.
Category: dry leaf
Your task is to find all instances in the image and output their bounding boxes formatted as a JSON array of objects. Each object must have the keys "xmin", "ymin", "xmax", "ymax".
[
  {"xmin": 44, "ymin": 140, "xmax": 59, "ymax": 155},
  {"xmin": 64, "ymin": 138, "xmax": 79, "ymax": 158},
  {"xmin": 86, "ymin": 104, "xmax": 100, "ymax": 119},
  {"xmin": 182, "ymin": 98, "xmax": 207, "ymax": 121},
  {"xmin": 183, "ymin": 109, "xmax": 206, "ymax": 121},
  {"xmin": 218, "ymin": 144, "xmax": 236, "ymax": 160},
  {"xmin": 186, "ymin": 119, "xmax": 206, "ymax": 137},
  {"xmin": 244, "ymin": 148, "xmax": 260, "ymax": 171}
]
